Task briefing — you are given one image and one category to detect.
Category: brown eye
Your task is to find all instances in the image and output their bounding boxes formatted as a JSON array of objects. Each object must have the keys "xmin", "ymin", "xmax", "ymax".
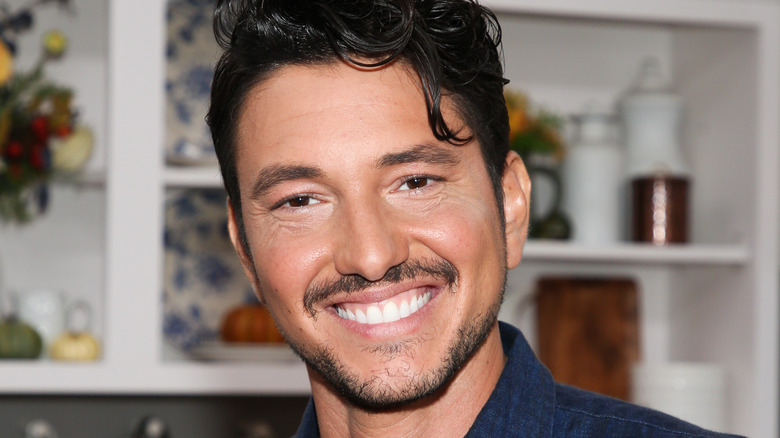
[
  {"xmin": 273, "ymin": 194, "xmax": 321, "ymax": 210},
  {"xmin": 402, "ymin": 176, "xmax": 429, "ymax": 190},
  {"xmin": 288, "ymin": 196, "xmax": 312, "ymax": 207}
]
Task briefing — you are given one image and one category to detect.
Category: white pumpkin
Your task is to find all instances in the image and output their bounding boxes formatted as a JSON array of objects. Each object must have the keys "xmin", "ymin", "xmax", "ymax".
[{"xmin": 50, "ymin": 332, "xmax": 100, "ymax": 361}]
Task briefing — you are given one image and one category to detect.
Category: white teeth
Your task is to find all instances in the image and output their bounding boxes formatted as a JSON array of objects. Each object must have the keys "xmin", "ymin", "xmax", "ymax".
[
  {"xmin": 399, "ymin": 300, "xmax": 410, "ymax": 318},
  {"xmin": 335, "ymin": 291, "xmax": 433, "ymax": 324},
  {"xmin": 366, "ymin": 305, "xmax": 383, "ymax": 324},
  {"xmin": 355, "ymin": 309, "xmax": 367, "ymax": 324},
  {"xmin": 383, "ymin": 301, "xmax": 400, "ymax": 323}
]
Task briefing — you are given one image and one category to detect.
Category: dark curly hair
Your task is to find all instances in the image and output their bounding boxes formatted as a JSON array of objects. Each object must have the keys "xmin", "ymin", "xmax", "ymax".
[{"xmin": 207, "ymin": 0, "xmax": 510, "ymax": 249}]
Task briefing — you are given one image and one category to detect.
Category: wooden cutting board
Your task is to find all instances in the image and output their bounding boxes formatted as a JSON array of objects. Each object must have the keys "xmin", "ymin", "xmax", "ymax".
[{"xmin": 536, "ymin": 277, "xmax": 639, "ymax": 400}]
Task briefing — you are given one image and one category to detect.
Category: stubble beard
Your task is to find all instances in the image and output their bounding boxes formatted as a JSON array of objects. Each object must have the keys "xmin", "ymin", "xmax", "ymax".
[{"xmin": 283, "ymin": 267, "xmax": 507, "ymax": 412}]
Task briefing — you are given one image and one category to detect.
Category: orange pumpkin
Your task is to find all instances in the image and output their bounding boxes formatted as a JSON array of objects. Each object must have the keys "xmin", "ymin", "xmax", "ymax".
[{"xmin": 220, "ymin": 304, "xmax": 285, "ymax": 344}]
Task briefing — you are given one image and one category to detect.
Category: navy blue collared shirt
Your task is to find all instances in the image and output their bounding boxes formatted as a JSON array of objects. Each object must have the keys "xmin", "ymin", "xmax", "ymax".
[{"xmin": 294, "ymin": 322, "xmax": 743, "ymax": 437}]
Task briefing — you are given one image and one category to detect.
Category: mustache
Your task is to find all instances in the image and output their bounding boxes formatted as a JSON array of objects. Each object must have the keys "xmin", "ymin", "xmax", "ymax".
[{"xmin": 303, "ymin": 258, "xmax": 458, "ymax": 317}]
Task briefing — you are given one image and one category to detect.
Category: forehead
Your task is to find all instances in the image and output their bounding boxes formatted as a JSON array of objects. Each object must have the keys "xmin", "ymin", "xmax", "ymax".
[{"xmin": 235, "ymin": 61, "xmax": 467, "ymax": 166}]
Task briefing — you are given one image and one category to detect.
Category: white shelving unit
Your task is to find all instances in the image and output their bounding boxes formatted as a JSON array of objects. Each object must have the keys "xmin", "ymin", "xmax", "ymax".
[
  {"xmin": 164, "ymin": 166, "xmax": 222, "ymax": 188},
  {"xmin": 0, "ymin": 0, "xmax": 776, "ymax": 436}
]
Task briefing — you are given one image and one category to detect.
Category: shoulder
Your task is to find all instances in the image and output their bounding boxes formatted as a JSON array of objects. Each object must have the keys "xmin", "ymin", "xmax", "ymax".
[{"xmin": 553, "ymin": 384, "xmax": 743, "ymax": 438}]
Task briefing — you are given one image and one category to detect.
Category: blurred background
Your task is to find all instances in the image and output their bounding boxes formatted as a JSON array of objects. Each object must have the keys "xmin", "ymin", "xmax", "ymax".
[{"xmin": 0, "ymin": 0, "xmax": 778, "ymax": 436}]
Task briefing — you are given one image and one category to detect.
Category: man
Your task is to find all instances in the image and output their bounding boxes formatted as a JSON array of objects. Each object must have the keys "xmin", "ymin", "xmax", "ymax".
[{"xmin": 207, "ymin": 0, "xmax": 739, "ymax": 436}]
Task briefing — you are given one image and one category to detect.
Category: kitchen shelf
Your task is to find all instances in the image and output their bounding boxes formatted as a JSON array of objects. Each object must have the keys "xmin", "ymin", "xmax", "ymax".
[
  {"xmin": 50, "ymin": 169, "xmax": 108, "ymax": 187},
  {"xmin": 523, "ymin": 241, "xmax": 750, "ymax": 266},
  {"xmin": 164, "ymin": 165, "xmax": 223, "ymax": 188},
  {"xmin": 484, "ymin": 0, "xmax": 771, "ymax": 26},
  {"xmin": 0, "ymin": 360, "xmax": 310, "ymax": 394}
]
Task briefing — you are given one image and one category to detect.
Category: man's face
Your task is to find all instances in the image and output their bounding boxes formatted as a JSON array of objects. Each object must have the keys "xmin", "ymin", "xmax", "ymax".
[{"xmin": 229, "ymin": 61, "xmax": 528, "ymax": 409}]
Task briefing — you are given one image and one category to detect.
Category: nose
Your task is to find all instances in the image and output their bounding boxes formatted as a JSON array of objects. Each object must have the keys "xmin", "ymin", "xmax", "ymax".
[{"xmin": 333, "ymin": 198, "xmax": 409, "ymax": 281}]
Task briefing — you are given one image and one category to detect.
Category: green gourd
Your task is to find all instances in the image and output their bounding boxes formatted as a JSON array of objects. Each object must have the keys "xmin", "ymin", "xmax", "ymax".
[{"xmin": 0, "ymin": 316, "xmax": 42, "ymax": 359}]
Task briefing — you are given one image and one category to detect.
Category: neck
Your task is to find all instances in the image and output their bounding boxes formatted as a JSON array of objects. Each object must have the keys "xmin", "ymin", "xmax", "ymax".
[{"xmin": 310, "ymin": 325, "xmax": 506, "ymax": 438}]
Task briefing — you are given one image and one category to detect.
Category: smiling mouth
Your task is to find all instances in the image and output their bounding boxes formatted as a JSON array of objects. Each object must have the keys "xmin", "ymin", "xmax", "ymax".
[{"xmin": 334, "ymin": 288, "xmax": 433, "ymax": 325}]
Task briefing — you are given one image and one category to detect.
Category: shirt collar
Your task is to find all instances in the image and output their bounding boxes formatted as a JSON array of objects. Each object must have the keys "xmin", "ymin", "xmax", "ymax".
[
  {"xmin": 465, "ymin": 321, "xmax": 556, "ymax": 436},
  {"xmin": 295, "ymin": 396, "xmax": 319, "ymax": 438}
]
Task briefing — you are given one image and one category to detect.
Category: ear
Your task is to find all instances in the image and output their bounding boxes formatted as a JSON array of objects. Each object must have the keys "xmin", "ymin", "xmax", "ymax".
[
  {"xmin": 502, "ymin": 151, "xmax": 531, "ymax": 270},
  {"xmin": 227, "ymin": 197, "xmax": 266, "ymax": 304}
]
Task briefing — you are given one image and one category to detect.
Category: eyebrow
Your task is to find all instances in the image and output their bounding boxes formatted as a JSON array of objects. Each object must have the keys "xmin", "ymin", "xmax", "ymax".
[
  {"xmin": 376, "ymin": 144, "xmax": 460, "ymax": 168},
  {"xmin": 248, "ymin": 144, "xmax": 459, "ymax": 200},
  {"xmin": 249, "ymin": 164, "xmax": 323, "ymax": 200}
]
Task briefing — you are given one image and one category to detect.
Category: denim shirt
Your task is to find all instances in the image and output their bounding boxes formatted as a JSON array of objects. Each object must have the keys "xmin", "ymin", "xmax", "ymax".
[{"xmin": 294, "ymin": 322, "xmax": 743, "ymax": 437}]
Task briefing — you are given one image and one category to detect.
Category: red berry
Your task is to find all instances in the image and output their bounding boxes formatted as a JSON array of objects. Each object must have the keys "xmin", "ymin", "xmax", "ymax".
[
  {"xmin": 4, "ymin": 141, "xmax": 23, "ymax": 160},
  {"xmin": 30, "ymin": 117, "xmax": 49, "ymax": 141},
  {"xmin": 55, "ymin": 125, "xmax": 72, "ymax": 138},
  {"xmin": 29, "ymin": 145, "xmax": 46, "ymax": 171}
]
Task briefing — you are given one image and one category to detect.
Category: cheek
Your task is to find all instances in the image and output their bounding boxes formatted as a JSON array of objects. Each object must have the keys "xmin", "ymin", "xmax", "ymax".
[
  {"xmin": 409, "ymin": 201, "xmax": 506, "ymax": 318},
  {"xmin": 248, "ymin": 231, "xmax": 325, "ymax": 316},
  {"xmin": 411, "ymin": 198, "xmax": 504, "ymax": 266}
]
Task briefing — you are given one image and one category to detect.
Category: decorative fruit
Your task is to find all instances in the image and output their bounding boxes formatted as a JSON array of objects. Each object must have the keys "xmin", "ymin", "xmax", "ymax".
[
  {"xmin": 0, "ymin": 39, "xmax": 13, "ymax": 85},
  {"xmin": 43, "ymin": 29, "xmax": 67, "ymax": 58},
  {"xmin": 0, "ymin": 317, "xmax": 42, "ymax": 359},
  {"xmin": 50, "ymin": 126, "xmax": 93, "ymax": 172},
  {"xmin": 50, "ymin": 331, "xmax": 100, "ymax": 361},
  {"xmin": 50, "ymin": 299, "xmax": 100, "ymax": 361},
  {"xmin": 30, "ymin": 116, "xmax": 48, "ymax": 141},
  {"xmin": 220, "ymin": 304, "xmax": 285, "ymax": 344},
  {"xmin": 4, "ymin": 140, "xmax": 23, "ymax": 160}
]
